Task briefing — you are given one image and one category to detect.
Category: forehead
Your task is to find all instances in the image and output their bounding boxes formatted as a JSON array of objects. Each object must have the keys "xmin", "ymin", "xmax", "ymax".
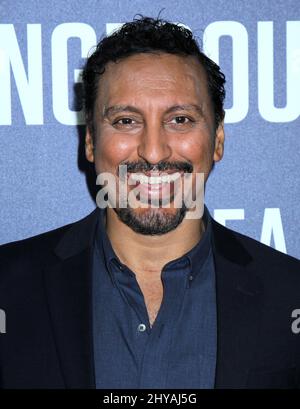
[{"xmin": 96, "ymin": 53, "xmax": 211, "ymax": 110}]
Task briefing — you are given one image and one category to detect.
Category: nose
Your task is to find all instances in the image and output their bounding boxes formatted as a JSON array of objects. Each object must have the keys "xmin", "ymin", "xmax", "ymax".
[{"xmin": 137, "ymin": 123, "xmax": 172, "ymax": 164}]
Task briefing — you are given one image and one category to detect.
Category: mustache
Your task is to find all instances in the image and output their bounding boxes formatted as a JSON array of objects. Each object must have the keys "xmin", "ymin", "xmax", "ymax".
[{"xmin": 120, "ymin": 161, "xmax": 193, "ymax": 174}]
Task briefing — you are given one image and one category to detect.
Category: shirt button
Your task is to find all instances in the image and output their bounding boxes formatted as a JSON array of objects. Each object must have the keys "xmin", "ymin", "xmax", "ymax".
[{"xmin": 137, "ymin": 323, "xmax": 146, "ymax": 332}]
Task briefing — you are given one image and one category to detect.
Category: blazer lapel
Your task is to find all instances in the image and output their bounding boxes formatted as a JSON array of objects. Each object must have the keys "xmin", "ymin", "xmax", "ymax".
[
  {"xmin": 212, "ymin": 220, "xmax": 264, "ymax": 388},
  {"xmin": 43, "ymin": 208, "xmax": 100, "ymax": 388}
]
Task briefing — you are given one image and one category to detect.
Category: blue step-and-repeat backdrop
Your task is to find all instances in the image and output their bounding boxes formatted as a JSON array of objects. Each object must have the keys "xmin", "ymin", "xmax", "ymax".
[{"xmin": 0, "ymin": 0, "xmax": 299, "ymax": 259}]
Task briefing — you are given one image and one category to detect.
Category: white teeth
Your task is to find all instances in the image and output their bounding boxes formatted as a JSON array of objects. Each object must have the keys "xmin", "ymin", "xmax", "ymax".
[
  {"xmin": 149, "ymin": 177, "xmax": 160, "ymax": 184},
  {"xmin": 129, "ymin": 172, "xmax": 181, "ymax": 184},
  {"xmin": 169, "ymin": 172, "xmax": 182, "ymax": 182}
]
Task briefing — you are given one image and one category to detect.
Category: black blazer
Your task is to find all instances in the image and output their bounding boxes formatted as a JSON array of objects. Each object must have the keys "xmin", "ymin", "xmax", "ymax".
[{"xmin": 0, "ymin": 208, "xmax": 300, "ymax": 389}]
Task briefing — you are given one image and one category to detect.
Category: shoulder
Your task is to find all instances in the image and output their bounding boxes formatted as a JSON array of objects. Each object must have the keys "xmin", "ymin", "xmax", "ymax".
[
  {"xmin": 0, "ymin": 224, "xmax": 69, "ymax": 295},
  {"xmin": 211, "ymin": 218, "xmax": 300, "ymax": 276},
  {"xmin": 0, "ymin": 222, "xmax": 71, "ymax": 266},
  {"xmin": 0, "ymin": 209, "xmax": 98, "ymax": 279},
  {"xmin": 211, "ymin": 219, "xmax": 300, "ymax": 311}
]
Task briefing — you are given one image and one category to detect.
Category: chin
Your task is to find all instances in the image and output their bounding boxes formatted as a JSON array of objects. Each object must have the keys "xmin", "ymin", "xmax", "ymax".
[{"xmin": 113, "ymin": 205, "xmax": 187, "ymax": 235}]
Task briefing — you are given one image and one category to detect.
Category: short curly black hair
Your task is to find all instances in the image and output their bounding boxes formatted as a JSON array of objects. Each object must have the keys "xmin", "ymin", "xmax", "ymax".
[{"xmin": 82, "ymin": 16, "xmax": 226, "ymax": 132}]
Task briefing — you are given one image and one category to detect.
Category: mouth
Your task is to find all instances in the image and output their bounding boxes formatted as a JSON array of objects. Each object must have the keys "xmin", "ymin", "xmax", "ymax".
[
  {"xmin": 124, "ymin": 171, "xmax": 184, "ymax": 205},
  {"xmin": 127, "ymin": 171, "xmax": 182, "ymax": 185}
]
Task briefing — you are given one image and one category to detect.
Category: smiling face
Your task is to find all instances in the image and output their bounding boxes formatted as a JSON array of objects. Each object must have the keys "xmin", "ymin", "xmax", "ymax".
[{"xmin": 85, "ymin": 52, "xmax": 224, "ymax": 235}]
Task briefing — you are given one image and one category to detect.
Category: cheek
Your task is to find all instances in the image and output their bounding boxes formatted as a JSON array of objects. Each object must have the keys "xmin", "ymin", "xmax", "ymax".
[
  {"xmin": 175, "ymin": 134, "xmax": 214, "ymax": 170},
  {"xmin": 93, "ymin": 132, "xmax": 136, "ymax": 174}
]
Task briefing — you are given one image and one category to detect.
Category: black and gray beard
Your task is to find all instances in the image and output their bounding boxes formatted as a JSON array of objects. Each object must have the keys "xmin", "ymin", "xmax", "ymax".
[
  {"xmin": 104, "ymin": 159, "xmax": 194, "ymax": 234},
  {"xmin": 113, "ymin": 205, "xmax": 188, "ymax": 235}
]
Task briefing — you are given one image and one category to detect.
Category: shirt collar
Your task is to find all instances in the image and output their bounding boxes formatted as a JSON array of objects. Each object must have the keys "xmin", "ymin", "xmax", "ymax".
[
  {"xmin": 94, "ymin": 208, "xmax": 120, "ymax": 282},
  {"xmin": 186, "ymin": 204, "xmax": 212, "ymax": 278},
  {"xmin": 94, "ymin": 205, "xmax": 212, "ymax": 282},
  {"xmin": 160, "ymin": 205, "xmax": 212, "ymax": 281}
]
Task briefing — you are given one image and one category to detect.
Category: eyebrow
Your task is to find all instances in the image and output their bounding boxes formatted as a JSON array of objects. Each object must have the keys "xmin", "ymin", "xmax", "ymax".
[
  {"xmin": 102, "ymin": 105, "xmax": 140, "ymax": 118},
  {"xmin": 165, "ymin": 104, "xmax": 204, "ymax": 116},
  {"xmin": 102, "ymin": 104, "xmax": 204, "ymax": 118}
]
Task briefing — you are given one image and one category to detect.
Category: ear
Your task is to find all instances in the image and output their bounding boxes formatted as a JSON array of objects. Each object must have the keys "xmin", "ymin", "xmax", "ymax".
[
  {"xmin": 85, "ymin": 127, "xmax": 95, "ymax": 163},
  {"xmin": 213, "ymin": 120, "xmax": 225, "ymax": 162}
]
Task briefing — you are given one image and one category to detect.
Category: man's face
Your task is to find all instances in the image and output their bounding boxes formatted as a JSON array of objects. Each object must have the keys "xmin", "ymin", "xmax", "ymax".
[{"xmin": 85, "ymin": 52, "xmax": 224, "ymax": 235}]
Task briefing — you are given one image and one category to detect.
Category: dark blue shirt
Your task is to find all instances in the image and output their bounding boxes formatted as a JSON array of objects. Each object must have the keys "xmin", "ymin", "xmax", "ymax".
[{"xmin": 92, "ymin": 206, "xmax": 217, "ymax": 388}]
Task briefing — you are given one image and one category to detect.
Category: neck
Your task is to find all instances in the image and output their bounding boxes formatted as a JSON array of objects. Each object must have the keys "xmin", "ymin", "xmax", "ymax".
[{"xmin": 105, "ymin": 208, "xmax": 205, "ymax": 280}]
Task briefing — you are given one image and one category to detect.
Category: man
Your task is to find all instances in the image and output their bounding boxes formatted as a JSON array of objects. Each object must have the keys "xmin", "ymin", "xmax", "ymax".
[{"xmin": 0, "ymin": 16, "xmax": 299, "ymax": 389}]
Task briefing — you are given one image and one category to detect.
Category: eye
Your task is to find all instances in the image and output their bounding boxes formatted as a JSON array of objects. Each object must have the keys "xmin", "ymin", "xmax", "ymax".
[
  {"xmin": 166, "ymin": 116, "xmax": 195, "ymax": 129},
  {"xmin": 171, "ymin": 116, "xmax": 191, "ymax": 124},
  {"xmin": 113, "ymin": 117, "xmax": 135, "ymax": 125},
  {"xmin": 111, "ymin": 116, "xmax": 142, "ymax": 132}
]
